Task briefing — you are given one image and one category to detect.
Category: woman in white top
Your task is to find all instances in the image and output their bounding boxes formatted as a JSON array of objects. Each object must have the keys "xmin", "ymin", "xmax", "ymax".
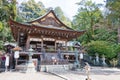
[{"xmin": 5, "ymin": 53, "xmax": 9, "ymax": 72}]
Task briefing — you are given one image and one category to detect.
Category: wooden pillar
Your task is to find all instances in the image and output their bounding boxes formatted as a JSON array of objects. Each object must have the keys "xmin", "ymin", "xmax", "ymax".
[
  {"xmin": 17, "ymin": 29, "xmax": 20, "ymax": 46},
  {"xmin": 55, "ymin": 39, "xmax": 57, "ymax": 51},
  {"xmin": 41, "ymin": 37, "xmax": 43, "ymax": 50},
  {"xmin": 65, "ymin": 40, "xmax": 68, "ymax": 51},
  {"xmin": 26, "ymin": 36, "xmax": 30, "ymax": 50}
]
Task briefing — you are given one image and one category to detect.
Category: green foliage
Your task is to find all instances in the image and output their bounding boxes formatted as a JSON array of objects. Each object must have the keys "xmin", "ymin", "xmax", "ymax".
[
  {"xmin": 115, "ymin": 44, "xmax": 120, "ymax": 53},
  {"xmin": 0, "ymin": 40, "xmax": 3, "ymax": 50},
  {"xmin": 0, "ymin": 22, "xmax": 3, "ymax": 31},
  {"xmin": 0, "ymin": 0, "xmax": 17, "ymax": 21},
  {"xmin": 86, "ymin": 41, "xmax": 117, "ymax": 59},
  {"xmin": 73, "ymin": 0, "xmax": 103, "ymax": 30},
  {"xmin": 0, "ymin": 0, "xmax": 16, "ymax": 44},
  {"xmin": 10, "ymin": 3, "xmax": 17, "ymax": 20},
  {"xmin": 71, "ymin": 0, "xmax": 119, "ymax": 61},
  {"xmin": 94, "ymin": 26, "xmax": 117, "ymax": 43},
  {"xmin": 17, "ymin": 0, "xmax": 46, "ymax": 22},
  {"xmin": 54, "ymin": 7, "xmax": 72, "ymax": 27},
  {"xmin": 101, "ymin": 0, "xmax": 120, "ymax": 62},
  {"xmin": 72, "ymin": 0, "xmax": 103, "ymax": 43},
  {"xmin": 106, "ymin": 0, "xmax": 120, "ymax": 26},
  {"xmin": 0, "ymin": 23, "xmax": 12, "ymax": 42}
]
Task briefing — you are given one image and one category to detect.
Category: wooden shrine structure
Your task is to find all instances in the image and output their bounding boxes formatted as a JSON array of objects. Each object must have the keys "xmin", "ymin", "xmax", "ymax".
[{"xmin": 9, "ymin": 10, "xmax": 85, "ymax": 65}]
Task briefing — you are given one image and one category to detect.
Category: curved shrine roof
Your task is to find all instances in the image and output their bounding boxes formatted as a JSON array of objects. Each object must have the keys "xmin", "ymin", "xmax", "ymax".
[
  {"xmin": 27, "ymin": 10, "xmax": 73, "ymax": 30},
  {"xmin": 9, "ymin": 10, "xmax": 85, "ymax": 42}
]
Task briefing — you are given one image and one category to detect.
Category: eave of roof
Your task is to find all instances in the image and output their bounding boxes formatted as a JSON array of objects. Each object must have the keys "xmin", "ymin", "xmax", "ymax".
[
  {"xmin": 9, "ymin": 19, "xmax": 86, "ymax": 42},
  {"xmin": 9, "ymin": 19, "xmax": 85, "ymax": 34}
]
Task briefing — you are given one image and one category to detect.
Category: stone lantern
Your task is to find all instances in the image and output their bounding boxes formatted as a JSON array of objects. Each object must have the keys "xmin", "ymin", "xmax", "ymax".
[
  {"xmin": 26, "ymin": 48, "xmax": 36, "ymax": 72},
  {"xmin": 102, "ymin": 54, "xmax": 107, "ymax": 66},
  {"xmin": 28, "ymin": 48, "xmax": 34, "ymax": 62},
  {"xmin": 73, "ymin": 42, "xmax": 80, "ymax": 68},
  {"xmin": 95, "ymin": 53, "xmax": 99, "ymax": 65}
]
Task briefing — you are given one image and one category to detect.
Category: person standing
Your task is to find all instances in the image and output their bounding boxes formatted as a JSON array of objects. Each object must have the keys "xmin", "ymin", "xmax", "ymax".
[
  {"xmin": 84, "ymin": 62, "xmax": 91, "ymax": 80},
  {"xmin": 5, "ymin": 53, "xmax": 9, "ymax": 72},
  {"xmin": 0, "ymin": 55, "xmax": 1, "ymax": 68},
  {"xmin": 79, "ymin": 52, "xmax": 83, "ymax": 67}
]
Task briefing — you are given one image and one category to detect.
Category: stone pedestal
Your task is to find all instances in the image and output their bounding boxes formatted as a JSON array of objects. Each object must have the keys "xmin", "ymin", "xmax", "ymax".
[{"xmin": 26, "ymin": 60, "xmax": 36, "ymax": 73}]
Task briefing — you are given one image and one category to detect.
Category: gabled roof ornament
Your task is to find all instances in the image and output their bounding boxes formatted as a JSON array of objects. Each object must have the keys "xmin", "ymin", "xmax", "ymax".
[{"xmin": 47, "ymin": 7, "xmax": 53, "ymax": 11}]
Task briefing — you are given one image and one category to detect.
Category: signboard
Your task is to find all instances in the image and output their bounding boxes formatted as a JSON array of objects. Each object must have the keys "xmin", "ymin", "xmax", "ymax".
[
  {"xmin": 80, "ymin": 53, "xmax": 83, "ymax": 59},
  {"xmin": 14, "ymin": 51, "xmax": 19, "ymax": 59}
]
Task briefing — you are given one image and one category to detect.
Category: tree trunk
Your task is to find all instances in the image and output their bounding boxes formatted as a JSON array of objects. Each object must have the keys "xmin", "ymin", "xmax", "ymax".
[{"xmin": 118, "ymin": 53, "xmax": 120, "ymax": 66}]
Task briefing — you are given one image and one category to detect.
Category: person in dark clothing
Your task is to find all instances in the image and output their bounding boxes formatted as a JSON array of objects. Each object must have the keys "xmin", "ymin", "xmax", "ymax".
[{"xmin": 36, "ymin": 55, "xmax": 41, "ymax": 72}]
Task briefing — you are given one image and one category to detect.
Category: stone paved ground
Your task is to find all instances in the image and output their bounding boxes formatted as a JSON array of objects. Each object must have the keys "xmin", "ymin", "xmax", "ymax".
[
  {"xmin": 51, "ymin": 67, "xmax": 120, "ymax": 80},
  {"xmin": 0, "ymin": 67, "xmax": 120, "ymax": 80},
  {"xmin": 0, "ymin": 72, "xmax": 65, "ymax": 80}
]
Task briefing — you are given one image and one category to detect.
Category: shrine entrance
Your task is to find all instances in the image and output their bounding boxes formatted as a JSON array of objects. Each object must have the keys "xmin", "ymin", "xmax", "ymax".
[{"xmin": 43, "ymin": 38, "xmax": 55, "ymax": 52}]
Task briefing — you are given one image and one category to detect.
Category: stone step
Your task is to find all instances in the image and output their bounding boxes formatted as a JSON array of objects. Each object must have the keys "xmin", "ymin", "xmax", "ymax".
[{"xmin": 40, "ymin": 64, "xmax": 71, "ymax": 72}]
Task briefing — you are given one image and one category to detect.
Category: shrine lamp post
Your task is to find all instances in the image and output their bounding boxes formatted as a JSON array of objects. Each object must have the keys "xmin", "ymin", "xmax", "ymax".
[
  {"xmin": 26, "ymin": 47, "xmax": 36, "ymax": 73},
  {"xmin": 74, "ymin": 45, "xmax": 80, "ymax": 68},
  {"xmin": 95, "ymin": 53, "xmax": 99, "ymax": 65},
  {"xmin": 28, "ymin": 48, "xmax": 34, "ymax": 63}
]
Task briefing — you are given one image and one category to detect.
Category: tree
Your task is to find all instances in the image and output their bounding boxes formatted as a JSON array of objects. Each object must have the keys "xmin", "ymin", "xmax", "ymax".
[
  {"xmin": 0, "ymin": 0, "xmax": 17, "ymax": 50},
  {"xmin": 105, "ymin": 0, "xmax": 120, "ymax": 66},
  {"xmin": 54, "ymin": 7, "xmax": 72, "ymax": 27},
  {"xmin": 71, "ymin": 0, "xmax": 119, "ymax": 62},
  {"xmin": 86, "ymin": 40, "xmax": 117, "ymax": 60},
  {"xmin": 17, "ymin": 0, "xmax": 46, "ymax": 22},
  {"xmin": 105, "ymin": 0, "xmax": 120, "ymax": 27},
  {"xmin": 94, "ymin": 26, "xmax": 117, "ymax": 43},
  {"xmin": 0, "ymin": 0, "xmax": 17, "ymax": 21},
  {"xmin": 72, "ymin": 0, "xmax": 103, "ymax": 43}
]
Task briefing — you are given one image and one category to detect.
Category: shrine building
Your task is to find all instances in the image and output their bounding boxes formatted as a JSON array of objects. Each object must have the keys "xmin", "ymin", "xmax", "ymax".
[{"xmin": 9, "ymin": 10, "xmax": 85, "ymax": 65}]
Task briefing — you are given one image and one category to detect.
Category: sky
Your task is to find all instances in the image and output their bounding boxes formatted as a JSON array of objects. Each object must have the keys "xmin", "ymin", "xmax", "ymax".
[{"xmin": 18, "ymin": 0, "xmax": 105, "ymax": 20}]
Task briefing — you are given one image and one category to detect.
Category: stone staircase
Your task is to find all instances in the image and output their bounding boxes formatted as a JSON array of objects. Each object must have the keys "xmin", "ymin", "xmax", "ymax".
[
  {"xmin": 16, "ymin": 63, "xmax": 27, "ymax": 72},
  {"xmin": 40, "ymin": 64, "xmax": 72, "ymax": 72}
]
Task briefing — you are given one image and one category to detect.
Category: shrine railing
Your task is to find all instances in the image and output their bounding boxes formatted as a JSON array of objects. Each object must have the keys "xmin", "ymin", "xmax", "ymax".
[{"xmin": 19, "ymin": 49, "xmax": 76, "ymax": 55}]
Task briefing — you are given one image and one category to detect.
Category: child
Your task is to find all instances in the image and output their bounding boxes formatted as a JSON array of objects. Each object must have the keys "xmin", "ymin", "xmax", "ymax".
[{"xmin": 84, "ymin": 62, "xmax": 91, "ymax": 80}]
